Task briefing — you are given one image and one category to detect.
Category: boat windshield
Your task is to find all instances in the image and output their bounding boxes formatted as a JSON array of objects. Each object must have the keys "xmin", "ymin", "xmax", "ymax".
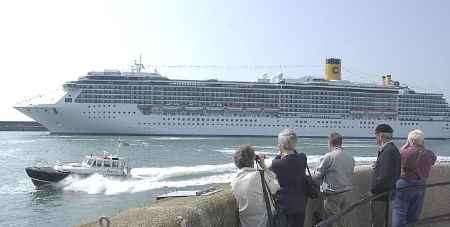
[
  {"xmin": 112, "ymin": 160, "xmax": 119, "ymax": 168},
  {"xmin": 81, "ymin": 156, "xmax": 126, "ymax": 169},
  {"xmin": 104, "ymin": 160, "xmax": 111, "ymax": 167},
  {"xmin": 86, "ymin": 159, "xmax": 94, "ymax": 166}
]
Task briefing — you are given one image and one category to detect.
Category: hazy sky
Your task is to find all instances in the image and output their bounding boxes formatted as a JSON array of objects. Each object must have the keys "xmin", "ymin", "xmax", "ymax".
[{"xmin": 1, "ymin": 0, "xmax": 449, "ymax": 121}]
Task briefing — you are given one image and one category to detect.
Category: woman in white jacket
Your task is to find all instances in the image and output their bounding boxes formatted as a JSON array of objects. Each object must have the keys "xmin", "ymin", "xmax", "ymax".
[{"xmin": 231, "ymin": 144, "xmax": 280, "ymax": 227}]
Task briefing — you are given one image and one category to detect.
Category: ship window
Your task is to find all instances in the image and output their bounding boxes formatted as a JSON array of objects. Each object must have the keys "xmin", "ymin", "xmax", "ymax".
[{"xmin": 96, "ymin": 160, "xmax": 102, "ymax": 167}]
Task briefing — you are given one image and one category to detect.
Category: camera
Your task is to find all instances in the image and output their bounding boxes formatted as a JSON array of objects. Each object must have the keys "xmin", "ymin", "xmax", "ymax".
[
  {"xmin": 255, "ymin": 154, "xmax": 265, "ymax": 161},
  {"xmin": 255, "ymin": 154, "xmax": 265, "ymax": 168}
]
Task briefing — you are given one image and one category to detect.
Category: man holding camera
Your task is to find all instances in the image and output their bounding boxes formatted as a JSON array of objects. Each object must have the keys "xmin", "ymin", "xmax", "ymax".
[{"xmin": 231, "ymin": 144, "xmax": 280, "ymax": 227}]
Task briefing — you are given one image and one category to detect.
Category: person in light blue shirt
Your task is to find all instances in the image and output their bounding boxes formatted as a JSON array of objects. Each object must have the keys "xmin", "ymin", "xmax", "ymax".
[{"xmin": 314, "ymin": 132, "xmax": 355, "ymax": 227}]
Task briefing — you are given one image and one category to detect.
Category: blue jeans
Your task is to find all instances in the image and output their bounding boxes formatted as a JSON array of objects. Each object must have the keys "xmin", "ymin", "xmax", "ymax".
[{"xmin": 392, "ymin": 178, "xmax": 426, "ymax": 227}]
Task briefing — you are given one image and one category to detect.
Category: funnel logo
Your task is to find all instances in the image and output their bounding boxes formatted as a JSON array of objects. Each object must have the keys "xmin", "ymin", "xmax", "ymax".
[{"xmin": 332, "ymin": 66, "xmax": 339, "ymax": 74}]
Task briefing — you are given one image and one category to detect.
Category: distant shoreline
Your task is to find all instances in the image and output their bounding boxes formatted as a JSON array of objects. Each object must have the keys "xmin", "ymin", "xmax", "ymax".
[{"xmin": 0, "ymin": 121, "xmax": 48, "ymax": 131}]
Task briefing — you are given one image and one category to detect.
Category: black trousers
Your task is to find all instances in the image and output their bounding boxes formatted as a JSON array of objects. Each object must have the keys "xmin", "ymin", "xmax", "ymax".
[{"xmin": 286, "ymin": 212, "xmax": 305, "ymax": 227}]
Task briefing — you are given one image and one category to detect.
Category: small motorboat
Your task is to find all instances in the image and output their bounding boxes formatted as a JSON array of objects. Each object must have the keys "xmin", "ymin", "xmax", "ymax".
[{"xmin": 25, "ymin": 152, "xmax": 130, "ymax": 187}]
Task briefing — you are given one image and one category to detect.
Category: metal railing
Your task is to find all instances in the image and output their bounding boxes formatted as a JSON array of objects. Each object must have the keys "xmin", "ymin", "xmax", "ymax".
[{"xmin": 314, "ymin": 181, "xmax": 450, "ymax": 227}]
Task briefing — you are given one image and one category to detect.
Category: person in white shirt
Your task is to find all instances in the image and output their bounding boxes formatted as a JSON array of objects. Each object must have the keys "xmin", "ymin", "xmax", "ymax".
[{"xmin": 231, "ymin": 144, "xmax": 280, "ymax": 227}]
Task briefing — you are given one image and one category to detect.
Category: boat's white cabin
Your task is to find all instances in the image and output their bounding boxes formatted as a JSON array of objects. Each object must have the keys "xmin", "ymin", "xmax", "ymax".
[{"xmin": 82, "ymin": 155, "xmax": 128, "ymax": 169}]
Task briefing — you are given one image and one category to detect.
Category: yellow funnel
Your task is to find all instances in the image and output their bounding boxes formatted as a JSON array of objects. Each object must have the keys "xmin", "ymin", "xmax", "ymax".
[{"xmin": 325, "ymin": 58, "xmax": 341, "ymax": 81}]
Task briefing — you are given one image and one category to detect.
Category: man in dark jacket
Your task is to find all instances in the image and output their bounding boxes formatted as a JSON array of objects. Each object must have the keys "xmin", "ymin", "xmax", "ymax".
[
  {"xmin": 370, "ymin": 124, "xmax": 401, "ymax": 227},
  {"xmin": 270, "ymin": 128, "xmax": 307, "ymax": 227}
]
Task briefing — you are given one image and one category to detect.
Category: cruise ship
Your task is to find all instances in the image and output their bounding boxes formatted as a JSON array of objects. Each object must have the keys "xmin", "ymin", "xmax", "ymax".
[{"xmin": 14, "ymin": 58, "xmax": 450, "ymax": 138}]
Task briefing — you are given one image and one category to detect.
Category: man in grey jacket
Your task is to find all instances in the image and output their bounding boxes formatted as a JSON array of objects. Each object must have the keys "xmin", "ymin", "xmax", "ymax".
[{"xmin": 314, "ymin": 132, "xmax": 355, "ymax": 227}]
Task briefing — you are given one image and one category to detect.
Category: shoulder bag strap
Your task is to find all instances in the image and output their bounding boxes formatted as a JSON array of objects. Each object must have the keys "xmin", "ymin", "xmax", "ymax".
[
  {"xmin": 259, "ymin": 170, "xmax": 274, "ymax": 226},
  {"xmin": 306, "ymin": 163, "xmax": 312, "ymax": 176}
]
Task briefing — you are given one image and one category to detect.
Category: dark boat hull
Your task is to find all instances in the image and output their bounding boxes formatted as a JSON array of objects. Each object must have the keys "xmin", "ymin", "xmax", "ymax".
[{"xmin": 25, "ymin": 167, "xmax": 70, "ymax": 187}]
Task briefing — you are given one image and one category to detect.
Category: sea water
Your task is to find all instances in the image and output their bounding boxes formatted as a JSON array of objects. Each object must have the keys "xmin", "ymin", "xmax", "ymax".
[{"xmin": 0, "ymin": 131, "xmax": 449, "ymax": 226}]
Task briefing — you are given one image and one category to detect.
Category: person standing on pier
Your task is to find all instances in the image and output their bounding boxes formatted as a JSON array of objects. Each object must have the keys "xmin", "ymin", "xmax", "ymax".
[
  {"xmin": 231, "ymin": 145, "xmax": 280, "ymax": 227},
  {"xmin": 392, "ymin": 129, "xmax": 436, "ymax": 227},
  {"xmin": 270, "ymin": 128, "xmax": 308, "ymax": 227},
  {"xmin": 370, "ymin": 124, "xmax": 401, "ymax": 227},
  {"xmin": 314, "ymin": 132, "xmax": 355, "ymax": 227}
]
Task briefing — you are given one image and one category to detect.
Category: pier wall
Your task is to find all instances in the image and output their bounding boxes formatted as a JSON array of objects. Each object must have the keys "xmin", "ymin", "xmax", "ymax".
[
  {"xmin": 0, "ymin": 121, "xmax": 47, "ymax": 131},
  {"xmin": 79, "ymin": 163, "xmax": 450, "ymax": 227}
]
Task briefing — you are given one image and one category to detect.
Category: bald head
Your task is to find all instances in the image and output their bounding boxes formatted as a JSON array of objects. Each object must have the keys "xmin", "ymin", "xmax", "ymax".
[{"xmin": 329, "ymin": 132, "xmax": 343, "ymax": 148}]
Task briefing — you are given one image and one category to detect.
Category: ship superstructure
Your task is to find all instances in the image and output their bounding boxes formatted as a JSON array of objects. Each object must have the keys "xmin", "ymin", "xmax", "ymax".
[{"xmin": 15, "ymin": 58, "xmax": 450, "ymax": 138}]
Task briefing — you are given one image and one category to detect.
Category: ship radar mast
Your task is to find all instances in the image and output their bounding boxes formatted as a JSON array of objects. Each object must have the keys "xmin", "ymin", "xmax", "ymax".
[{"xmin": 132, "ymin": 55, "xmax": 145, "ymax": 73}]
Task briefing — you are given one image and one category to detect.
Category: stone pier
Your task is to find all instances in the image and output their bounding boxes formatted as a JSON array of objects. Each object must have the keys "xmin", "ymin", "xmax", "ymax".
[{"xmin": 79, "ymin": 163, "xmax": 450, "ymax": 227}]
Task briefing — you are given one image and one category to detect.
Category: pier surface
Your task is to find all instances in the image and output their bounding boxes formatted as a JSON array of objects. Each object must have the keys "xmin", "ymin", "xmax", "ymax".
[
  {"xmin": 79, "ymin": 163, "xmax": 450, "ymax": 227},
  {"xmin": 0, "ymin": 121, "xmax": 47, "ymax": 131}
]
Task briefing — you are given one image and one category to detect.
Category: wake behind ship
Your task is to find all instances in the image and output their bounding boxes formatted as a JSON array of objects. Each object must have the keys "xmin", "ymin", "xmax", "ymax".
[{"xmin": 14, "ymin": 58, "xmax": 450, "ymax": 138}]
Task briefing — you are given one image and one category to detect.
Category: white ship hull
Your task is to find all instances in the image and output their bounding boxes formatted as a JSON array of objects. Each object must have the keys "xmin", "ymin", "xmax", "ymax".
[{"xmin": 15, "ymin": 103, "xmax": 450, "ymax": 139}]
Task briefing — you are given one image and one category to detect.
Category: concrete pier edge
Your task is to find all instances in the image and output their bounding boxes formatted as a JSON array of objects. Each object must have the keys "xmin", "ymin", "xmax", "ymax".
[{"xmin": 79, "ymin": 162, "xmax": 450, "ymax": 227}]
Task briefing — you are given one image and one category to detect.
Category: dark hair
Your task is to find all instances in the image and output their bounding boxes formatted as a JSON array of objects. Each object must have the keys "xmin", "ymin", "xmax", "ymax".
[
  {"xmin": 233, "ymin": 144, "xmax": 255, "ymax": 169},
  {"xmin": 329, "ymin": 132, "xmax": 343, "ymax": 147},
  {"xmin": 375, "ymin": 124, "xmax": 393, "ymax": 134}
]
